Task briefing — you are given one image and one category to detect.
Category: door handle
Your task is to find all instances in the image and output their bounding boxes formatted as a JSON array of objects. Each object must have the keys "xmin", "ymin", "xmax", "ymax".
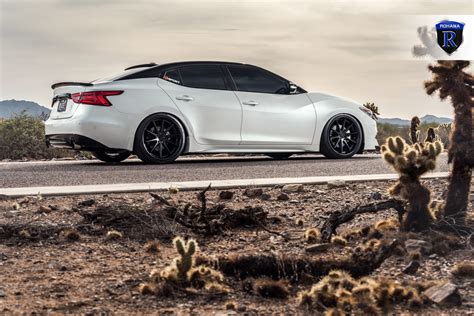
[
  {"xmin": 243, "ymin": 100, "xmax": 258, "ymax": 106},
  {"xmin": 176, "ymin": 95, "xmax": 194, "ymax": 101}
]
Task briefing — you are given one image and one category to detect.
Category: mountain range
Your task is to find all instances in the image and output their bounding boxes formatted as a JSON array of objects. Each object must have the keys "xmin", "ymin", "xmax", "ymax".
[
  {"xmin": 378, "ymin": 115, "xmax": 452, "ymax": 126},
  {"xmin": 0, "ymin": 99, "xmax": 51, "ymax": 119}
]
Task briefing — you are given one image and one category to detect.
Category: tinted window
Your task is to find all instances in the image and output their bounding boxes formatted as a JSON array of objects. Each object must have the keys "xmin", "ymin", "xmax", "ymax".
[
  {"xmin": 161, "ymin": 68, "xmax": 181, "ymax": 85},
  {"xmin": 179, "ymin": 65, "xmax": 227, "ymax": 90},
  {"xmin": 228, "ymin": 65, "xmax": 288, "ymax": 94}
]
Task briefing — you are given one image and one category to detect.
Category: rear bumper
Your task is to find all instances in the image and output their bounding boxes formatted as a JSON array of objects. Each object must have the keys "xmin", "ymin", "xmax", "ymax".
[
  {"xmin": 44, "ymin": 104, "xmax": 135, "ymax": 151},
  {"xmin": 46, "ymin": 134, "xmax": 111, "ymax": 151}
]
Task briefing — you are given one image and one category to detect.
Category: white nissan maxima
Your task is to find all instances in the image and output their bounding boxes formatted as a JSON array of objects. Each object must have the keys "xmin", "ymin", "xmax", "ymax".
[{"xmin": 45, "ymin": 61, "xmax": 378, "ymax": 163}]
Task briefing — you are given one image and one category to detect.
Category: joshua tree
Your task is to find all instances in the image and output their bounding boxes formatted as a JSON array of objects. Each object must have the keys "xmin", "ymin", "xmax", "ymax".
[
  {"xmin": 409, "ymin": 116, "xmax": 420, "ymax": 144},
  {"xmin": 382, "ymin": 136, "xmax": 443, "ymax": 231},
  {"xmin": 425, "ymin": 61, "xmax": 473, "ymax": 224},
  {"xmin": 363, "ymin": 102, "xmax": 380, "ymax": 120}
]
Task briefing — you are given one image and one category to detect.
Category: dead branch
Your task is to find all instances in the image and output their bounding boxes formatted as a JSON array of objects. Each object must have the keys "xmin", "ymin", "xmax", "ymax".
[
  {"xmin": 196, "ymin": 239, "xmax": 398, "ymax": 281},
  {"xmin": 320, "ymin": 199, "xmax": 405, "ymax": 243}
]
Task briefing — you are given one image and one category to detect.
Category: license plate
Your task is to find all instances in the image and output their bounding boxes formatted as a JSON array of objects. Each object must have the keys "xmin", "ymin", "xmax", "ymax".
[{"xmin": 57, "ymin": 99, "xmax": 68, "ymax": 112}]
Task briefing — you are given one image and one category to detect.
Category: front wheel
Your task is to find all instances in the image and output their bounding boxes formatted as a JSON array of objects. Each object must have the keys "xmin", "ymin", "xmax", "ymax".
[
  {"xmin": 320, "ymin": 114, "xmax": 363, "ymax": 159},
  {"xmin": 92, "ymin": 150, "xmax": 131, "ymax": 163},
  {"xmin": 134, "ymin": 113, "xmax": 186, "ymax": 164}
]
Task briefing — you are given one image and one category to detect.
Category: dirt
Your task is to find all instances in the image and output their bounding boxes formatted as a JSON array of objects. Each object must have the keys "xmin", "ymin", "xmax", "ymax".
[{"xmin": 0, "ymin": 179, "xmax": 473, "ymax": 314}]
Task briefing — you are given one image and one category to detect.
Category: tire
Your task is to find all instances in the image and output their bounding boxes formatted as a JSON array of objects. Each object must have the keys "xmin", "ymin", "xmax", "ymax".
[
  {"xmin": 92, "ymin": 150, "xmax": 131, "ymax": 163},
  {"xmin": 266, "ymin": 153, "xmax": 292, "ymax": 160},
  {"xmin": 134, "ymin": 113, "xmax": 186, "ymax": 164},
  {"xmin": 320, "ymin": 114, "xmax": 363, "ymax": 159}
]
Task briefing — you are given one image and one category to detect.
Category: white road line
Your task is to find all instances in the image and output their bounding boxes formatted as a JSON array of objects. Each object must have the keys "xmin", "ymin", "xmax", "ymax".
[{"xmin": 0, "ymin": 172, "xmax": 449, "ymax": 197}]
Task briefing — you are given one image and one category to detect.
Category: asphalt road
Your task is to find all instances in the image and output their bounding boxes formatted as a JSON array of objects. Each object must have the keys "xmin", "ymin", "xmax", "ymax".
[{"xmin": 0, "ymin": 154, "xmax": 450, "ymax": 188}]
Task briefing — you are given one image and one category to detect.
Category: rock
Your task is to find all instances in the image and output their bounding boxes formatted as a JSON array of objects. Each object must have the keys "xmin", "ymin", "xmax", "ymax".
[
  {"xmin": 260, "ymin": 193, "xmax": 271, "ymax": 200},
  {"xmin": 277, "ymin": 193, "xmax": 290, "ymax": 201},
  {"xmin": 37, "ymin": 205, "xmax": 52, "ymax": 214},
  {"xmin": 244, "ymin": 188, "xmax": 263, "ymax": 198},
  {"xmin": 423, "ymin": 282, "xmax": 461, "ymax": 305},
  {"xmin": 327, "ymin": 180, "xmax": 346, "ymax": 189},
  {"xmin": 405, "ymin": 239, "xmax": 433, "ymax": 255},
  {"xmin": 369, "ymin": 192, "xmax": 382, "ymax": 200},
  {"xmin": 219, "ymin": 190, "xmax": 234, "ymax": 200},
  {"xmin": 470, "ymin": 193, "xmax": 474, "ymax": 202},
  {"xmin": 403, "ymin": 260, "xmax": 420, "ymax": 274},
  {"xmin": 79, "ymin": 199, "xmax": 95, "ymax": 207},
  {"xmin": 282, "ymin": 184, "xmax": 304, "ymax": 193},
  {"xmin": 305, "ymin": 243, "xmax": 330, "ymax": 253},
  {"xmin": 289, "ymin": 200, "xmax": 299, "ymax": 204},
  {"xmin": 0, "ymin": 288, "xmax": 5, "ymax": 297}
]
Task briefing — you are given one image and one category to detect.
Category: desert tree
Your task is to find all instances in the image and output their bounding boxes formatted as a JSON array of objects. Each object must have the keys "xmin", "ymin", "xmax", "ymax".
[
  {"xmin": 425, "ymin": 61, "xmax": 473, "ymax": 224},
  {"xmin": 362, "ymin": 102, "xmax": 380, "ymax": 120}
]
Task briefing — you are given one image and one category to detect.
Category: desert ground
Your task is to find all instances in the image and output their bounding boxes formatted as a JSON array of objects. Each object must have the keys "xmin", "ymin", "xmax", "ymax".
[{"xmin": 1, "ymin": 179, "xmax": 473, "ymax": 314}]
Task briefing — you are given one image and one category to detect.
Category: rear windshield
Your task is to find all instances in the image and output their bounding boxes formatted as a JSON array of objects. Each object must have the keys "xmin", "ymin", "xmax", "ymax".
[{"xmin": 91, "ymin": 68, "xmax": 149, "ymax": 83}]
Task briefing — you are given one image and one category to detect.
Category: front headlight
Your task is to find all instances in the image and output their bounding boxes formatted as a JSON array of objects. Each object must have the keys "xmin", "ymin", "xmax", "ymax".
[{"xmin": 359, "ymin": 106, "xmax": 376, "ymax": 120}]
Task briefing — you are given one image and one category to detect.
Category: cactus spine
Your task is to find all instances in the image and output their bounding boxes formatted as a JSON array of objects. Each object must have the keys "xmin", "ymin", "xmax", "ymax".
[
  {"xmin": 382, "ymin": 136, "xmax": 443, "ymax": 231},
  {"xmin": 425, "ymin": 61, "xmax": 473, "ymax": 224}
]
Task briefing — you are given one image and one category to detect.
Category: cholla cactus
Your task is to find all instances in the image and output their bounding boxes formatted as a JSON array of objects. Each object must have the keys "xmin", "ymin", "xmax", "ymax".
[
  {"xmin": 173, "ymin": 237, "xmax": 197, "ymax": 280},
  {"xmin": 140, "ymin": 237, "xmax": 228, "ymax": 296},
  {"xmin": 382, "ymin": 136, "xmax": 443, "ymax": 231},
  {"xmin": 425, "ymin": 61, "xmax": 473, "ymax": 223},
  {"xmin": 409, "ymin": 116, "xmax": 420, "ymax": 144},
  {"xmin": 424, "ymin": 127, "xmax": 437, "ymax": 143},
  {"xmin": 362, "ymin": 102, "xmax": 380, "ymax": 120}
]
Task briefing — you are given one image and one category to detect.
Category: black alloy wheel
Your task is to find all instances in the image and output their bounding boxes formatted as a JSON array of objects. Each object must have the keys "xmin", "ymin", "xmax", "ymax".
[
  {"xmin": 320, "ymin": 114, "xmax": 362, "ymax": 159},
  {"xmin": 135, "ymin": 113, "xmax": 185, "ymax": 164}
]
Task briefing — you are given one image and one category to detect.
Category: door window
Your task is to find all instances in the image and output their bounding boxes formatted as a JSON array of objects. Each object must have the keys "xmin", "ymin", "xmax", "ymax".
[
  {"xmin": 228, "ymin": 65, "xmax": 288, "ymax": 94},
  {"xmin": 179, "ymin": 65, "xmax": 227, "ymax": 90}
]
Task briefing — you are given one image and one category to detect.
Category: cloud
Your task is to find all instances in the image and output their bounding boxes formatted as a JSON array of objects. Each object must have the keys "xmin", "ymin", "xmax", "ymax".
[{"xmin": 0, "ymin": 0, "xmax": 472, "ymax": 118}]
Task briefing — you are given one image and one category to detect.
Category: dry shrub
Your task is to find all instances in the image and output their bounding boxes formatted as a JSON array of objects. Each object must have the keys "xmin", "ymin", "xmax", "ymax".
[{"xmin": 0, "ymin": 113, "xmax": 71, "ymax": 160}]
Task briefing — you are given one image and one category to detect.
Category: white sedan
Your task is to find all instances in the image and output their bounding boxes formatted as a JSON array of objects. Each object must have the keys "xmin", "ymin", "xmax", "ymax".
[{"xmin": 45, "ymin": 61, "xmax": 378, "ymax": 163}]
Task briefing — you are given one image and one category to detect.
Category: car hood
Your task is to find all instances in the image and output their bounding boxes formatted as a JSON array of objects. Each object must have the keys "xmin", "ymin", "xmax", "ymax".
[{"xmin": 306, "ymin": 92, "xmax": 361, "ymax": 109}]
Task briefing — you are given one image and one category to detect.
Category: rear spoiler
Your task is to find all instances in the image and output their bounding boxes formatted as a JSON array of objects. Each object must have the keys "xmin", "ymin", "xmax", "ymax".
[{"xmin": 51, "ymin": 82, "xmax": 93, "ymax": 89}]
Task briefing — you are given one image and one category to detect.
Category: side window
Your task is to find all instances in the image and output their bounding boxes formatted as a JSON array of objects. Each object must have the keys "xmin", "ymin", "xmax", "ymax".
[
  {"xmin": 228, "ymin": 65, "xmax": 288, "ymax": 94},
  {"xmin": 179, "ymin": 65, "xmax": 227, "ymax": 90},
  {"xmin": 161, "ymin": 68, "xmax": 181, "ymax": 85}
]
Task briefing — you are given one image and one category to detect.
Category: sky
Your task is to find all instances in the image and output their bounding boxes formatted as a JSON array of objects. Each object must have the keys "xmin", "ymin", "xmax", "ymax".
[{"xmin": 0, "ymin": 0, "xmax": 473, "ymax": 118}]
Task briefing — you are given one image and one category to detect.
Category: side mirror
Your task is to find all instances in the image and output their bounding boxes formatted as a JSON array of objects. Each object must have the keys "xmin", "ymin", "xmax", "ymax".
[{"xmin": 289, "ymin": 82, "xmax": 298, "ymax": 94}]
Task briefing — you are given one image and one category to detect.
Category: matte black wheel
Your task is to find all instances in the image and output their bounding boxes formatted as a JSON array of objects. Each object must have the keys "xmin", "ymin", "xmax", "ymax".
[
  {"xmin": 134, "ymin": 113, "xmax": 185, "ymax": 164},
  {"xmin": 267, "ymin": 153, "xmax": 292, "ymax": 160},
  {"xmin": 320, "ymin": 114, "xmax": 363, "ymax": 159},
  {"xmin": 92, "ymin": 150, "xmax": 131, "ymax": 163}
]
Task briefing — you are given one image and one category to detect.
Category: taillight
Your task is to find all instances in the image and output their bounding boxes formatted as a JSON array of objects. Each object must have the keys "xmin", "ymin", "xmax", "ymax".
[{"xmin": 71, "ymin": 90, "xmax": 123, "ymax": 106}]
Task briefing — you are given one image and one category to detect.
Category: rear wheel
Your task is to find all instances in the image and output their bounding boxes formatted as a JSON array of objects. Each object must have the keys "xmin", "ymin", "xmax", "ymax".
[
  {"xmin": 92, "ymin": 150, "xmax": 131, "ymax": 163},
  {"xmin": 320, "ymin": 114, "xmax": 363, "ymax": 159},
  {"xmin": 134, "ymin": 113, "xmax": 186, "ymax": 164},
  {"xmin": 266, "ymin": 153, "xmax": 292, "ymax": 160}
]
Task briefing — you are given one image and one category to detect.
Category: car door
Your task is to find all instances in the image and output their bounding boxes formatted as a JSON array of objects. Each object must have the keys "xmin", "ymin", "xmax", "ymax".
[
  {"xmin": 227, "ymin": 64, "xmax": 316, "ymax": 145},
  {"xmin": 157, "ymin": 64, "xmax": 242, "ymax": 145}
]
